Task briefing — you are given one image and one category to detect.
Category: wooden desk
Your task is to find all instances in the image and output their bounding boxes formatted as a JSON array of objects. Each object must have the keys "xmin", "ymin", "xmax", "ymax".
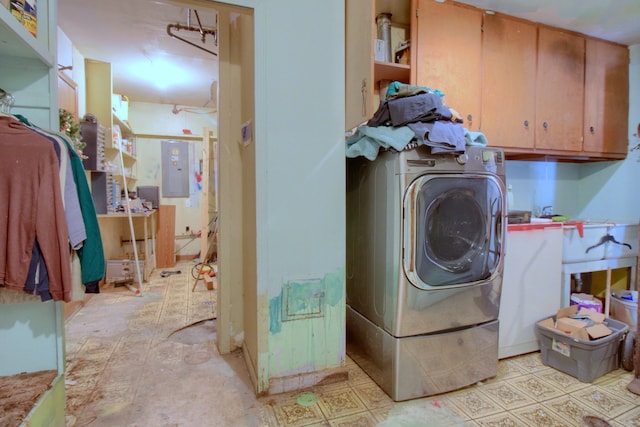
[{"xmin": 97, "ymin": 210, "xmax": 157, "ymax": 281}]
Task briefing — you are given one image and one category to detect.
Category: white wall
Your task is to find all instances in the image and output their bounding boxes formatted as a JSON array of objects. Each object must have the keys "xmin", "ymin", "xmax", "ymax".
[
  {"xmin": 57, "ymin": 28, "xmax": 73, "ymax": 80},
  {"xmin": 505, "ymin": 161, "xmax": 580, "ymax": 217},
  {"xmin": 129, "ymin": 101, "xmax": 217, "ymax": 137},
  {"xmin": 250, "ymin": 0, "xmax": 347, "ymax": 385},
  {"xmin": 505, "ymin": 43, "xmax": 640, "ymax": 224}
]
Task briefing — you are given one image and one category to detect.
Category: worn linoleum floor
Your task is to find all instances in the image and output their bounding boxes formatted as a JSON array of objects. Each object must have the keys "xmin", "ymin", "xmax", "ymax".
[{"xmin": 64, "ymin": 263, "xmax": 640, "ymax": 426}]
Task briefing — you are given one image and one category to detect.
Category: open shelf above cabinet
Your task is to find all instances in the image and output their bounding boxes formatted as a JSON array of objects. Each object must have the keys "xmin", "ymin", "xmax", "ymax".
[
  {"xmin": 375, "ymin": 61, "xmax": 410, "ymax": 83},
  {"xmin": 0, "ymin": 5, "xmax": 54, "ymax": 66}
]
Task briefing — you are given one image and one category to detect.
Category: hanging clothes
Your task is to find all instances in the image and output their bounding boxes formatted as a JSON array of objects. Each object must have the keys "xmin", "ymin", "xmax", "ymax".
[
  {"xmin": 0, "ymin": 115, "xmax": 72, "ymax": 301},
  {"xmin": 14, "ymin": 115, "xmax": 106, "ymax": 288}
]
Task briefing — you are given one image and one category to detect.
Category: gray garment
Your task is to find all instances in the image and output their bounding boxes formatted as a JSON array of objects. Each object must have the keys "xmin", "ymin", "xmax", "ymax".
[
  {"xmin": 407, "ymin": 121, "xmax": 466, "ymax": 154},
  {"xmin": 387, "ymin": 86, "xmax": 429, "ymax": 99},
  {"xmin": 367, "ymin": 100, "xmax": 391, "ymax": 127},
  {"xmin": 30, "ymin": 127, "xmax": 87, "ymax": 249},
  {"xmin": 367, "ymin": 92, "xmax": 452, "ymax": 128},
  {"xmin": 387, "ymin": 93, "xmax": 452, "ymax": 127}
]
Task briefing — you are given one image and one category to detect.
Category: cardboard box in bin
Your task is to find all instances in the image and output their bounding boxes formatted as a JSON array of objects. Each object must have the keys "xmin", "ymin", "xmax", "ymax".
[
  {"xmin": 535, "ymin": 305, "xmax": 629, "ymax": 382},
  {"xmin": 539, "ymin": 305, "xmax": 611, "ymax": 340}
]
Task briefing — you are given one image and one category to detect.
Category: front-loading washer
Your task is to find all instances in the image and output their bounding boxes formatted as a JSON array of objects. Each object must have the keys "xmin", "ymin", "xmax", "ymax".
[{"xmin": 346, "ymin": 145, "xmax": 506, "ymax": 401}]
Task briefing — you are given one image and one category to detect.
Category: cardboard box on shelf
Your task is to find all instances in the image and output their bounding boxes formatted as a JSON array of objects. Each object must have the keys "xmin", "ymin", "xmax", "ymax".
[
  {"xmin": 112, "ymin": 94, "xmax": 129, "ymax": 121},
  {"xmin": 9, "ymin": 0, "xmax": 23, "ymax": 23},
  {"xmin": 374, "ymin": 39, "xmax": 387, "ymax": 62},
  {"xmin": 570, "ymin": 292, "xmax": 603, "ymax": 313}
]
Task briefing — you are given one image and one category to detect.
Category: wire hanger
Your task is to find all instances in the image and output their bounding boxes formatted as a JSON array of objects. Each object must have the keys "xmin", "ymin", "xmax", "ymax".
[{"xmin": 585, "ymin": 234, "xmax": 632, "ymax": 253}]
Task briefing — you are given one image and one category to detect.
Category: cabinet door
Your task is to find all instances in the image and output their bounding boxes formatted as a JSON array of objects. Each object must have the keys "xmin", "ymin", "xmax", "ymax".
[
  {"xmin": 58, "ymin": 72, "xmax": 78, "ymax": 119},
  {"xmin": 481, "ymin": 15, "xmax": 536, "ymax": 150},
  {"xmin": 583, "ymin": 39, "xmax": 629, "ymax": 156},
  {"xmin": 535, "ymin": 28, "xmax": 585, "ymax": 152},
  {"xmin": 415, "ymin": 0, "xmax": 482, "ymax": 131},
  {"xmin": 345, "ymin": 0, "xmax": 374, "ymax": 130}
]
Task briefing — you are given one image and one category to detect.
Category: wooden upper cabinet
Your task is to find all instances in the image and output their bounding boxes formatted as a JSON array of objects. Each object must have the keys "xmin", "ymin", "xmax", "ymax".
[
  {"xmin": 535, "ymin": 27, "xmax": 585, "ymax": 152},
  {"xmin": 583, "ymin": 39, "xmax": 629, "ymax": 157},
  {"xmin": 58, "ymin": 72, "xmax": 78, "ymax": 120},
  {"xmin": 414, "ymin": 0, "xmax": 482, "ymax": 131},
  {"xmin": 345, "ymin": 0, "xmax": 375, "ymax": 131},
  {"xmin": 481, "ymin": 14, "xmax": 537, "ymax": 150}
]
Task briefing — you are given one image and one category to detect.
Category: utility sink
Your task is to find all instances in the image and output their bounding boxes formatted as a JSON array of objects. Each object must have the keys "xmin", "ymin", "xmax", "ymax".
[{"xmin": 562, "ymin": 221, "xmax": 638, "ymax": 263}]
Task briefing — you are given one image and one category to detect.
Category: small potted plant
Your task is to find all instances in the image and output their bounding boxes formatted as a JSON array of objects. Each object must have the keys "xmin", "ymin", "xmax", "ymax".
[{"xmin": 59, "ymin": 108, "xmax": 87, "ymax": 158}]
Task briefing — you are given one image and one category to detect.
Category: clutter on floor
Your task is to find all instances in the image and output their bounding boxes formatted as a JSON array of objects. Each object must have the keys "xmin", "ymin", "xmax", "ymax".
[
  {"xmin": 60, "ymin": 262, "xmax": 640, "ymax": 426},
  {"xmin": 160, "ymin": 269, "xmax": 182, "ymax": 278}
]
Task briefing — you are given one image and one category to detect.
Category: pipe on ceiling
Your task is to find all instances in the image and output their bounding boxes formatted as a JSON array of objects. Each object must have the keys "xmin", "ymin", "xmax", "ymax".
[{"xmin": 167, "ymin": 9, "xmax": 218, "ymax": 57}]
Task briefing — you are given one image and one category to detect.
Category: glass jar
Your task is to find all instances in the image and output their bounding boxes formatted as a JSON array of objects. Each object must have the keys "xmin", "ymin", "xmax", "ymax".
[{"xmin": 376, "ymin": 13, "xmax": 393, "ymax": 63}]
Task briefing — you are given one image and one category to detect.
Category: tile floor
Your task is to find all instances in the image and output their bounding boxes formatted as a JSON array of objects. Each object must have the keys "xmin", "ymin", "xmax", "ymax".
[{"xmin": 64, "ymin": 262, "xmax": 640, "ymax": 426}]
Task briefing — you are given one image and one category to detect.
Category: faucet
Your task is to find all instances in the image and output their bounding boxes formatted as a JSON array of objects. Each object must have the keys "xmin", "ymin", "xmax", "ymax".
[{"xmin": 540, "ymin": 205, "xmax": 553, "ymax": 217}]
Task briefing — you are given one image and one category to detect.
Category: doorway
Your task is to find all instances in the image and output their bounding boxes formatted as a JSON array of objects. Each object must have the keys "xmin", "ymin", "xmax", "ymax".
[{"xmin": 57, "ymin": 0, "xmax": 259, "ymax": 392}]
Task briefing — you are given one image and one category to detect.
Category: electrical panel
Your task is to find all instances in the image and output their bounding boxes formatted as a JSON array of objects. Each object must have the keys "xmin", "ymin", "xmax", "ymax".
[{"xmin": 161, "ymin": 140, "xmax": 189, "ymax": 197}]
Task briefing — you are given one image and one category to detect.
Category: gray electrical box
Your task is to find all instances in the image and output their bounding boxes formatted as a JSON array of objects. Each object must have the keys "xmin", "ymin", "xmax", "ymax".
[{"xmin": 161, "ymin": 140, "xmax": 190, "ymax": 197}]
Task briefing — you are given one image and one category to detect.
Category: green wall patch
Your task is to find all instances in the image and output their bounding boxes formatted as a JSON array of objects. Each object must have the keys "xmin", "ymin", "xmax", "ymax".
[{"xmin": 281, "ymin": 278, "xmax": 325, "ymax": 322}]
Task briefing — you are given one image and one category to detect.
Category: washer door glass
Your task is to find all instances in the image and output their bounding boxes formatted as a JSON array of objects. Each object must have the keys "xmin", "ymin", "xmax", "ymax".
[{"xmin": 404, "ymin": 175, "xmax": 504, "ymax": 288}]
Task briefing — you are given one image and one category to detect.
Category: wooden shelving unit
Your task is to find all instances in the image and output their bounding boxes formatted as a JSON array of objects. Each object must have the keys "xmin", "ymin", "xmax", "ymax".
[{"xmin": 85, "ymin": 59, "xmax": 138, "ymax": 189}]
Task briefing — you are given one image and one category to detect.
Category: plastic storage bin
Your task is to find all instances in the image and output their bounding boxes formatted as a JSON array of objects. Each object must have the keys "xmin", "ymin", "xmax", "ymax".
[
  {"xmin": 535, "ymin": 317, "xmax": 629, "ymax": 382},
  {"xmin": 106, "ymin": 259, "xmax": 145, "ymax": 283}
]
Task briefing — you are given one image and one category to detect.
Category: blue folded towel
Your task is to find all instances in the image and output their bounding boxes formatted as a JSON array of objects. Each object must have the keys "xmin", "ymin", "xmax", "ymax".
[
  {"xmin": 464, "ymin": 129, "xmax": 489, "ymax": 146},
  {"xmin": 346, "ymin": 125, "xmax": 415, "ymax": 160}
]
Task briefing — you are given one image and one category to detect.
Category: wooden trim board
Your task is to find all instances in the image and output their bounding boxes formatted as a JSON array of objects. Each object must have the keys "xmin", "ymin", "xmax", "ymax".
[{"xmin": 156, "ymin": 205, "xmax": 176, "ymax": 268}]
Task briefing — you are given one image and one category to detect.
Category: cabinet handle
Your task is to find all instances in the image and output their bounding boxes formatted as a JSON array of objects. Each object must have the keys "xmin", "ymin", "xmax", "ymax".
[
  {"xmin": 543, "ymin": 121, "xmax": 548, "ymax": 129},
  {"xmin": 589, "ymin": 126, "xmax": 595, "ymax": 134},
  {"xmin": 524, "ymin": 120, "xmax": 529, "ymax": 127},
  {"xmin": 361, "ymin": 79, "xmax": 367, "ymax": 117},
  {"xmin": 467, "ymin": 114, "xmax": 473, "ymax": 124}
]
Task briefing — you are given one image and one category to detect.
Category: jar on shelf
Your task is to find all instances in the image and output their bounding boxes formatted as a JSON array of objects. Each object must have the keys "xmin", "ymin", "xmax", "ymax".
[{"xmin": 376, "ymin": 13, "xmax": 393, "ymax": 63}]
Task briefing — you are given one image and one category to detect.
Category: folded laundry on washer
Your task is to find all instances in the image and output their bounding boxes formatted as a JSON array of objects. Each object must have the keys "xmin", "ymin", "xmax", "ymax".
[
  {"xmin": 464, "ymin": 129, "xmax": 489, "ymax": 147},
  {"xmin": 385, "ymin": 81, "xmax": 444, "ymax": 99},
  {"xmin": 367, "ymin": 92, "xmax": 451, "ymax": 128},
  {"xmin": 407, "ymin": 121, "xmax": 465, "ymax": 154},
  {"xmin": 345, "ymin": 124, "xmax": 415, "ymax": 160},
  {"xmin": 387, "ymin": 92, "xmax": 452, "ymax": 127}
]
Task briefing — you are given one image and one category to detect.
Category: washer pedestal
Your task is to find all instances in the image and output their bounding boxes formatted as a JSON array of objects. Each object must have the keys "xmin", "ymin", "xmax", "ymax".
[{"xmin": 346, "ymin": 305, "xmax": 499, "ymax": 402}]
